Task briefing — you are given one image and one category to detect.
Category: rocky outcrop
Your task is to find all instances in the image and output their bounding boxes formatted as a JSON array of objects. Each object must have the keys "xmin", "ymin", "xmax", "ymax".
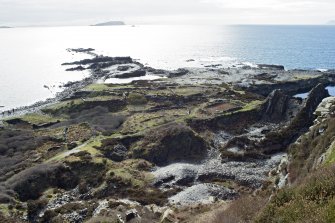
[
  {"xmin": 261, "ymin": 90, "xmax": 289, "ymax": 122},
  {"xmin": 106, "ymin": 144, "xmax": 128, "ymax": 162},
  {"xmin": 257, "ymin": 64, "xmax": 285, "ymax": 70},
  {"xmin": 189, "ymin": 108, "xmax": 262, "ymax": 134},
  {"xmin": 168, "ymin": 68, "xmax": 189, "ymax": 78},
  {"xmin": 67, "ymin": 48, "xmax": 95, "ymax": 53},
  {"xmin": 245, "ymin": 76, "xmax": 332, "ymax": 97},
  {"xmin": 290, "ymin": 84, "xmax": 330, "ymax": 130},
  {"xmin": 132, "ymin": 124, "xmax": 209, "ymax": 166},
  {"xmin": 260, "ymin": 84, "xmax": 330, "ymax": 154},
  {"xmin": 62, "ymin": 56, "xmax": 133, "ymax": 68},
  {"xmin": 314, "ymin": 96, "xmax": 335, "ymax": 117},
  {"xmin": 114, "ymin": 69, "xmax": 146, "ymax": 79}
]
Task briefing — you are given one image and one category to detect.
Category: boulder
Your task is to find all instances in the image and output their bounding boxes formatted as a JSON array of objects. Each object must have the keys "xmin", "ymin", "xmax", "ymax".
[
  {"xmin": 168, "ymin": 68, "xmax": 189, "ymax": 78},
  {"xmin": 132, "ymin": 124, "xmax": 209, "ymax": 166},
  {"xmin": 107, "ymin": 144, "xmax": 128, "ymax": 162}
]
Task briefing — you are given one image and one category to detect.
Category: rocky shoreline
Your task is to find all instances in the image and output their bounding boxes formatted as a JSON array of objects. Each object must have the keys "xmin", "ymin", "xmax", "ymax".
[{"xmin": 1, "ymin": 48, "xmax": 335, "ymax": 222}]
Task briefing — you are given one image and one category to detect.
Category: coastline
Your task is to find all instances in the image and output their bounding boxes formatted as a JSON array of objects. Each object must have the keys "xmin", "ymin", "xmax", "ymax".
[
  {"xmin": 1, "ymin": 48, "xmax": 335, "ymax": 222},
  {"xmin": 2, "ymin": 48, "xmax": 334, "ymax": 121}
]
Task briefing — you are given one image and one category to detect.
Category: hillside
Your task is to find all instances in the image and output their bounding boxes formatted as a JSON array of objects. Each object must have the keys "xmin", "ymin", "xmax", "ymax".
[{"xmin": 1, "ymin": 48, "xmax": 335, "ymax": 222}]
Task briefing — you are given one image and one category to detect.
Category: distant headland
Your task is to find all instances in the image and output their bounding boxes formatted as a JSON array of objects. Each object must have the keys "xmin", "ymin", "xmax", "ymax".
[
  {"xmin": 91, "ymin": 21, "xmax": 125, "ymax": 26},
  {"xmin": 0, "ymin": 26, "xmax": 11, "ymax": 28},
  {"xmin": 327, "ymin": 20, "xmax": 335, "ymax": 25}
]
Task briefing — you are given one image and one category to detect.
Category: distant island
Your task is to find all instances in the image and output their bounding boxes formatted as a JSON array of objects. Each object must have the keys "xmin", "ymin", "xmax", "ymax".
[
  {"xmin": 0, "ymin": 26, "xmax": 11, "ymax": 28},
  {"xmin": 327, "ymin": 20, "xmax": 335, "ymax": 25},
  {"xmin": 91, "ymin": 21, "xmax": 125, "ymax": 26}
]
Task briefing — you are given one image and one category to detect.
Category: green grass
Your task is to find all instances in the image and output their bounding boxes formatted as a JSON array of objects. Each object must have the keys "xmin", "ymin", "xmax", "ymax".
[
  {"xmin": 239, "ymin": 100, "xmax": 263, "ymax": 112},
  {"xmin": 293, "ymin": 73, "xmax": 321, "ymax": 80},
  {"xmin": 47, "ymin": 136, "xmax": 102, "ymax": 162},
  {"xmin": 84, "ymin": 83, "xmax": 135, "ymax": 91},
  {"xmin": 108, "ymin": 167, "xmax": 153, "ymax": 188},
  {"xmin": 0, "ymin": 204, "xmax": 10, "ymax": 216},
  {"xmin": 326, "ymin": 141, "xmax": 335, "ymax": 165},
  {"xmin": 121, "ymin": 109, "xmax": 189, "ymax": 134},
  {"xmin": 6, "ymin": 113, "xmax": 63, "ymax": 125}
]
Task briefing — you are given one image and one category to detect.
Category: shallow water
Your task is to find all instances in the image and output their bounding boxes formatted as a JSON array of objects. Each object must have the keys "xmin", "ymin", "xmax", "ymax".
[
  {"xmin": 294, "ymin": 86, "xmax": 335, "ymax": 99},
  {"xmin": 1, "ymin": 25, "xmax": 335, "ymax": 111}
]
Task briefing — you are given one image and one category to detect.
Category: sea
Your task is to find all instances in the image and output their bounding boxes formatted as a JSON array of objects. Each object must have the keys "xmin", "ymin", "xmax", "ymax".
[{"xmin": 1, "ymin": 25, "xmax": 335, "ymax": 112}]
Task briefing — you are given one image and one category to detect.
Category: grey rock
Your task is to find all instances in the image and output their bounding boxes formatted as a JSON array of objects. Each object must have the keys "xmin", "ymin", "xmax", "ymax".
[{"xmin": 261, "ymin": 90, "xmax": 289, "ymax": 122}]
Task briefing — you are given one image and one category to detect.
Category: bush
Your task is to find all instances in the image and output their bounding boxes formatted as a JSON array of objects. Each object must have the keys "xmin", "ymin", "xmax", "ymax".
[
  {"xmin": 0, "ymin": 129, "xmax": 50, "ymax": 156},
  {"xmin": 6, "ymin": 163, "xmax": 77, "ymax": 201},
  {"xmin": 196, "ymin": 195, "xmax": 268, "ymax": 223},
  {"xmin": 288, "ymin": 117, "xmax": 335, "ymax": 182},
  {"xmin": 58, "ymin": 106, "xmax": 126, "ymax": 135},
  {"xmin": 27, "ymin": 198, "xmax": 48, "ymax": 221},
  {"xmin": 256, "ymin": 165, "xmax": 335, "ymax": 223}
]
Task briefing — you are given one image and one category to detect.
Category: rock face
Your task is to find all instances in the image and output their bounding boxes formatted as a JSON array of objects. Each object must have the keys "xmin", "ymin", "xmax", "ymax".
[
  {"xmin": 133, "ymin": 124, "xmax": 209, "ymax": 166},
  {"xmin": 291, "ymin": 84, "xmax": 330, "ymax": 130},
  {"xmin": 245, "ymin": 76, "xmax": 332, "ymax": 97},
  {"xmin": 261, "ymin": 90, "xmax": 289, "ymax": 122},
  {"xmin": 261, "ymin": 84, "xmax": 330, "ymax": 153},
  {"xmin": 314, "ymin": 97, "xmax": 335, "ymax": 117}
]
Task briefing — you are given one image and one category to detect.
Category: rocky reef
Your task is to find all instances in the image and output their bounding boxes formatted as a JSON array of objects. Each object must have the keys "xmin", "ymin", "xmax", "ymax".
[{"xmin": 1, "ymin": 49, "xmax": 335, "ymax": 223}]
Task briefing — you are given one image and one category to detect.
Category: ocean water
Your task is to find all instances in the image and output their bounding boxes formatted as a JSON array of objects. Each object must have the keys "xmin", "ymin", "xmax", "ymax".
[{"xmin": 1, "ymin": 25, "xmax": 335, "ymax": 111}]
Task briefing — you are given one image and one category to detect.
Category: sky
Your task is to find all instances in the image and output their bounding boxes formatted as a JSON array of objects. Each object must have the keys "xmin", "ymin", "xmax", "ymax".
[{"xmin": 0, "ymin": 0, "xmax": 335, "ymax": 26}]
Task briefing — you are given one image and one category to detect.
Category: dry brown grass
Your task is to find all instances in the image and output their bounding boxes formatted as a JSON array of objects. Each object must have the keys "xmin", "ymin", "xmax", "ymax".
[{"xmin": 195, "ymin": 195, "xmax": 268, "ymax": 223}]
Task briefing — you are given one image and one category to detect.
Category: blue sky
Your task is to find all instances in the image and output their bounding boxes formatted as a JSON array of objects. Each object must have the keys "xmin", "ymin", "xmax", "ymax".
[{"xmin": 0, "ymin": 0, "xmax": 334, "ymax": 26}]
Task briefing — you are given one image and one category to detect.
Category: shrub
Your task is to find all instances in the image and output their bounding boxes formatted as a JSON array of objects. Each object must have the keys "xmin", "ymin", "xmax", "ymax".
[
  {"xmin": 196, "ymin": 195, "xmax": 268, "ymax": 223},
  {"xmin": 27, "ymin": 198, "xmax": 48, "ymax": 221},
  {"xmin": 58, "ymin": 106, "xmax": 126, "ymax": 135},
  {"xmin": 256, "ymin": 165, "xmax": 335, "ymax": 223},
  {"xmin": 6, "ymin": 163, "xmax": 77, "ymax": 201}
]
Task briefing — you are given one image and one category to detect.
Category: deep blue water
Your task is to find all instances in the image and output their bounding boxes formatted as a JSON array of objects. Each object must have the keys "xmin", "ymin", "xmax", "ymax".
[{"xmin": 220, "ymin": 25, "xmax": 335, "ymax": 70}]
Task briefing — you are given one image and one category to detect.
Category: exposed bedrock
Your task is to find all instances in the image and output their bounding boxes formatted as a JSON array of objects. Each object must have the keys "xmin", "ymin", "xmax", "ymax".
[
  {"xmin": 132, "ymin": 123, "xmax": 209, "ymax": 166},
  {"xmin": 113, "ymin": 69, "xmax": 146, "ymax": 79},
  {"xmin": 62, "ymin": 56, "xmax": 133, "ymax": 67},
  {"xmin": 244, "ymin": 75, "xmax": 334, "ymax": 96},
  {"xmin": 259, "ymin": 84, "xmax": 330, "ymax": 154},
  {"xmin": 261, "ymin": 89, "xmax": 290, "ymax": 122},
  {"xmin": 219, "ymin": 84, "xmax": 329, "ymax": 159}
]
